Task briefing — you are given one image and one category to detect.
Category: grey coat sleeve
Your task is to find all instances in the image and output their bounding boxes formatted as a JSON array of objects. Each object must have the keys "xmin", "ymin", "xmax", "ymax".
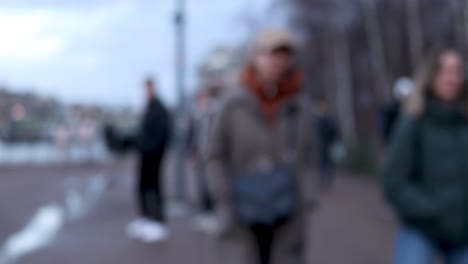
[
  {"xmin": 207, "ymin": 104, "xmax": 231, "ymax": 203},
  {"xmin": 206, "ymin": 99, "xmax": 239, "ymax": 232}
]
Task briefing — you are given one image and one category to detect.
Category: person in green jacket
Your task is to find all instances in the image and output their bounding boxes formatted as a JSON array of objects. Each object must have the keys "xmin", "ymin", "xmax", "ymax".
[{"xmin": 384, "ymin": 47, "xmax": 468, "ymax": 264}]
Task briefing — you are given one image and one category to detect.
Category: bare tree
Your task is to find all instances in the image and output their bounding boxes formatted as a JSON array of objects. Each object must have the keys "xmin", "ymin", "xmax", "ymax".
[
  {"xmin": 333, "ymin": 30, "xmax": 357, "ymax": 145},
  {"xmin": 327, "ymin": 0, "xmax": 358, "ymax": 145},
  {"xmin": 360, "ymin": 0, "xmax": 391, "ymax": 103},
  {"xmin": 238, "ymin": 5, "xmax": 264, "ymax": 41},
  {"xmin": 452, "ymin": 0, "xmax": 465, "ymax": 51},
  {"xmin": 405, "ymin": 0, "xmax": 424, "ymax": 71},
  {"xmin": 283, "ymin": 0, "xmax": 467, "ymax": 158},
  {"xmin": 464, "ymin": 0, "xmax": 468, "ymax": 55}
]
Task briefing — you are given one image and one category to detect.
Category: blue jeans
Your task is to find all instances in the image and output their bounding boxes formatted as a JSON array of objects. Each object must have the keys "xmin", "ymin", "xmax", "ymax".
[{"xmin": 395, "ymin": 226, "xmax": 468, "ymax": 264}]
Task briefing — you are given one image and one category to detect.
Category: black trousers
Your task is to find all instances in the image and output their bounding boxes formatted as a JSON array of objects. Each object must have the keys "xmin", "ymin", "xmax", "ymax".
[
  {"xmin": 138, "ymin": 151, "xmax": 165, "ymax": 222},
  {"xmin": 196, "ymin": 161, "xmax": 214, "ymax": 213},
  {"xmin": 248, "ymin": 219, "xmax": 287, "ymax": 264}
]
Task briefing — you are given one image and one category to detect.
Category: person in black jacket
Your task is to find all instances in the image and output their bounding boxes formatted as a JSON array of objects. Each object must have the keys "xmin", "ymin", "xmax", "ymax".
[
  {"xmin": 314, "ymin": 101, "xmax": 338, "ymax": 191},
  {"xmin": 127, "ymin": 78, "xmax": 172, "ymax": 243}
]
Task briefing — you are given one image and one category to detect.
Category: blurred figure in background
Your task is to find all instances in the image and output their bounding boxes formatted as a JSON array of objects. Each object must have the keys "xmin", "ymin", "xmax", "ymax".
[
  {"xmin": 77, "ymin": 114, "xmax": 97, "ymax": 163},
  {"xmin": 208, "ymin": 28, "xmax": 316, "ymax": 264},
  {"xmin": 313, "ymin": 100, "xmax": 338, "ymax": 191},
  {"xmin": 380, "ymin": 77, "xmax": 414, "ymax": 146},
  {"xmin": 55, "ymin": 125, "xmax": 71, "ymax": 163},
  {"xmin": 191, "ymin": 84, "xmax": 222, "ymax": 234},
  {"xmin": 384, "ymin": 48, "xmax": 468, "ymax": 264},
  {"xmin": 127, "ymin": 78, "xmax": 172, "ymax": 243}
]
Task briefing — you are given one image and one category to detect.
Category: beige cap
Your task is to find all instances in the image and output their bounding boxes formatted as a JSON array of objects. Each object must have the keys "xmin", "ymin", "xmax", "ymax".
[{"xmin": 253, "ymin": 28, "xmax": 295, "ymax": 53}]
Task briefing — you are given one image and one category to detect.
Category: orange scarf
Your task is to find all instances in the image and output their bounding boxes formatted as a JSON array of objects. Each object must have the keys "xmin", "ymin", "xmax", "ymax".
[{"xmin": 240, "ymin": 65, "xmax": 303, "ymax": 122}]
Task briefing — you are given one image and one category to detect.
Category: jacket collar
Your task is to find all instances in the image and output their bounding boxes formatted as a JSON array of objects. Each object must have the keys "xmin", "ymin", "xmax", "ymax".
[
  {"xmin": 425, "ymin": 98, "xmax": 465, "ymax": 125},
  {"xmin": 235, "ymin": 87, "xmax": 301, "ymax": 122}
]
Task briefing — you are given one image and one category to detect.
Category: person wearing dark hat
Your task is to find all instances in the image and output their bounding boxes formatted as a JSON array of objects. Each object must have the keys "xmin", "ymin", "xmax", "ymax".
[{"xmin": 208, "ymin": 28, "xmax": 317, "ymax": 264}]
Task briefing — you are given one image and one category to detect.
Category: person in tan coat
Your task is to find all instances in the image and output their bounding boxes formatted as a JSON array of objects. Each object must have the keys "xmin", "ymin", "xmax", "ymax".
[{"xmin": 207, "ymin": 28, "xmax": 317, "ymax": 264}]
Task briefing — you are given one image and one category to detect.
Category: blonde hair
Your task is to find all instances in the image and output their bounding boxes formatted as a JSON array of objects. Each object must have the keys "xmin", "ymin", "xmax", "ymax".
[{"xmin": 405, "ymin": 48, "xmax": 468, "ymax": 117}]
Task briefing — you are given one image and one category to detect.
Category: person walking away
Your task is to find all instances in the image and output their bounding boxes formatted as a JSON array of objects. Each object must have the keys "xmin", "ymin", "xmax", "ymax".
[
  {"xmin": 127, "ymin": 78, "xmax": 172, "ymax": 243},
  {"xmin": 77, "ymin": 115, "xmax": 97, "ymax": 163},
  {"xmin": 314, "ymin": 101, "xmax": 338, "ymax": 191},
  {"xmin": 55, "ymin": 125, "xmax": 71, "ymax": 163},
  {"xmin": 192, "ymin": 86, "xmax": 222, "ymax": 234},
  {"xmin": 384, "ymin": 48, "xmax": 468, "ymax": 264},
  {"xmin": 208, "ymin": 28, "xmax": 317, "ymax": 264}
]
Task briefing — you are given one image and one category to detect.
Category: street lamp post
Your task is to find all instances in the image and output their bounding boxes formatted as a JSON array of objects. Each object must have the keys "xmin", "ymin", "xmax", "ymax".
[{"xmin": 174, "ymin": 0, "xmax": 187, "ymax": 210}]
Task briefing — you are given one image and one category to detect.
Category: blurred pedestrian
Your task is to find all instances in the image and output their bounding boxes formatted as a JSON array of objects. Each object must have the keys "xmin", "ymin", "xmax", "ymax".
[
  {"xmin": 191, "ymin": 85, "xmax": 222, "ymax": 234},
  {"xmin": 313, "ymin": 101, "xmax": 338, "ymax": 191},
  {"xmin": 127, "ymin": 78, "xmax": 172, "ymax": 243},
  {"xmin": 380, "ymin": 77, "xmax": 414, "ymax": 146},
  {"xmin": 384, "ymin": 48, "xmax": 468, "ymax": 264},
  {"xmin": 55, "ymin": 125, "xmax": 71, "ymax": 163},
  {"xmin": 208, "ymin": 28, "xmax": 316, "ymax": 264},
  {"xmin": 77, "ymin": 115, "xmax": 97, "ymax": 163}
]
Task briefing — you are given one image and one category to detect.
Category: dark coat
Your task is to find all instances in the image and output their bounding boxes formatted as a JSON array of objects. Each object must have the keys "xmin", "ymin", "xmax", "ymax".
[
  {"xmin": 138, "ymin": 98, "xmax": 171, "ymax": 155},
  {"xmin": 380, "ymin": 101, "xmax": 402, "ymax": 145},
  {"xmin": 384, "ymin": 99, "xmax": 468, "ymax": 246},
  {"xmin": 103, "ymin": 123, "xmax": 135, "ymax": 154},
  {"xmin": 315, "ymin": 115, "xmax": 337, "ymax": 168}
]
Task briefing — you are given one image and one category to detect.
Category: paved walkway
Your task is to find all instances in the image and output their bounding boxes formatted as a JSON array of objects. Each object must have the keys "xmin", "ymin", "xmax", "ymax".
[{"xmin": 1, "ymin": 161, "xmax": 396, "ymax": 264}]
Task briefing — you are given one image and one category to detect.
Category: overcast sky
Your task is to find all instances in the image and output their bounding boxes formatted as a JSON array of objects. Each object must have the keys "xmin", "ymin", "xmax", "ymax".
[{"xmin": 0, "ymin": 0, "xmax": 287, "ymax": 109}]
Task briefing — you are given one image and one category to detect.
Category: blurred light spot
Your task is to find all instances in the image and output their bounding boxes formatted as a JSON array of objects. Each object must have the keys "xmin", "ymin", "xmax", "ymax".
[{"xmin": 0, "ymin": 204, "xmax": 64, "ymax": 264}]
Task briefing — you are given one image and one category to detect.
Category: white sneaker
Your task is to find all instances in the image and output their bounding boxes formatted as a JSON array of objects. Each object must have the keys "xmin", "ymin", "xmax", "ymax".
[
  {"xmin": 139, "ymin": 221, "xmax": 169, "ymax": 243},
  {"xmin": 126, "ymin": 218, "xmax": 148, "ymax": 240}
]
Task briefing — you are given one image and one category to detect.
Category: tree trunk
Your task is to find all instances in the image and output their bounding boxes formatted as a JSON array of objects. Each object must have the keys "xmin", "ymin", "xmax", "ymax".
[
  {"xmin": 360, "ymin": 0, "xmax": 391, "ymax": 103},
  {"xmin": 405, "ymin": 0, "xmax": 424, "ymax": 72},
  {"xmin": 321, "ymin": 29, "xmax": 337, "ymax": 108},
  {"xmin": 464, "ymin": 0, "xmax": 468, "ymax": 58},
  {"xmin": 333, "ymin": 29, "xmax": 357, "ymax": 146},
  {"xmin": 387, "ymin": 0, "xmax": 404, "ymax": 80},
  {"xmin": 453, "ymin": 0, "xmax": 465, "ymax": 53}
]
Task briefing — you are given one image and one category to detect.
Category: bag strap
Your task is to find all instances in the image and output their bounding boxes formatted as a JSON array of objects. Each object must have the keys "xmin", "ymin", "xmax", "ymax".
[{"xmin": 285, "ymin": 102, "xmax": 299, "ymax": 165}]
